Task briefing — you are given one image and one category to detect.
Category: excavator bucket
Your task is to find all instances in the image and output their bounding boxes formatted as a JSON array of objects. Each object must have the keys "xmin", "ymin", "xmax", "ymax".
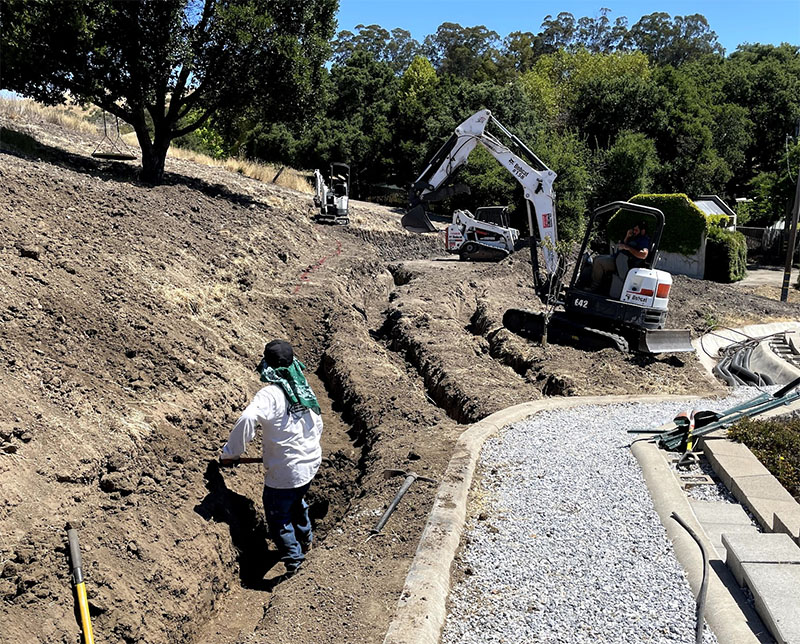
[
  {"xmin": 638, "ymin": 329, "xmax": 695, "ymax": 354},
  {"xmin": 401, "ymin": 205, "xmax": 437, "ymax": 233}
]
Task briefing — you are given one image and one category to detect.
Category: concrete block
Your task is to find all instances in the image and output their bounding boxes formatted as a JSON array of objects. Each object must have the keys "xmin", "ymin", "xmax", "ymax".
[
  {"xmin": 774, "ymin": 509, "xmax": 800, "ymax": 546},
  {"xmin": 722, "ymin": 532, "xmax": 800, "ymax": 587},
  {"xmin": 731, "ymin": 476, "xmax": 800, "ymax": 531},
  {"xmin": 710, "ymin": 454, "xmax": 770, "ymax": 490},
  {"xmin": 691, "ymin": 500, "xmax": 758, "ymax": 558},
  {"xmin": 705, "ymin": 438, "xmax": 755, "ymax": 459},
  {"xmin": 741, "ymin": 563, "xmax": 800, "ymax": 644}
]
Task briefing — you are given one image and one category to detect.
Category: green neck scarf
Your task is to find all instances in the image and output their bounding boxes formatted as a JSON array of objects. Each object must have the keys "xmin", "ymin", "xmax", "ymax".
[{"xmin": 259, "ymin": 358, "xmax": 321, "ymax": 416}]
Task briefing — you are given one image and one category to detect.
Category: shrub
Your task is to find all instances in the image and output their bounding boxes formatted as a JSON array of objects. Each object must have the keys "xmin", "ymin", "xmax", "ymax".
[
  {"xmin": 705, "ymin": 226, "xmax": 747, "ymax": 282},
  {"xmin": 608, "ymin": 193, "xmax": 708, "ymax": 255},
  {"xmin": 706, "ymin": 213, "xmax": 731, "ymax": 229},
  {"xmin": 728, "ymin": 416, "xmax": 800, "ymax": 503}
]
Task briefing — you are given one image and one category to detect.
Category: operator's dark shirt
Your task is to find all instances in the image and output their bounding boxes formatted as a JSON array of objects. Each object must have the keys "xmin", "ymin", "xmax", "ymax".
[{"xmin": 626, "ymin": 233, "xmax": 651, "ymax": 253}]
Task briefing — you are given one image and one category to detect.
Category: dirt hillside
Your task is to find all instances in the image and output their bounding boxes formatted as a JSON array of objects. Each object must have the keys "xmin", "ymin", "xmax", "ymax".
[{"xmin": 2, "ymin": 112, "xmax": 799, "ymax": 644}]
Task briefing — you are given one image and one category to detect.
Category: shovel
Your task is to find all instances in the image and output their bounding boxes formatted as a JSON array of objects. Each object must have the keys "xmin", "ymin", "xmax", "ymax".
[{"xmin": 369, "ymin": 469, "xmax": 437, "ymax": 537}]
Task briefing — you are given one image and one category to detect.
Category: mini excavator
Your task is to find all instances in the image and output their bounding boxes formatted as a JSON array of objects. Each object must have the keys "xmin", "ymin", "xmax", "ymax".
[
  {"xmin": 313, "ymin": 162, "xmax": 350, "ymax": 225},
  {"xmin": 402, "ymin": 109, "xmax": 694, "ymax": 354}
]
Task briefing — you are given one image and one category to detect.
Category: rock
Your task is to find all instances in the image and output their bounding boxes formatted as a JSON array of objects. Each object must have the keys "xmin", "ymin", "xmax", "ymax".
[
  {"xmin": 99, "ymin": 471, "xmax": 136, "ymax": 495},
  {"xmin": 16, "ymin": 244, "xmax": 41, "ymax": 261}
]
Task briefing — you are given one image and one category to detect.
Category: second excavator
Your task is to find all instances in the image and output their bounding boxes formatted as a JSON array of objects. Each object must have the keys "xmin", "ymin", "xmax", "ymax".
[{"xmin": 402, "ymin": 109, "xmax": 694, "ymax": 354}]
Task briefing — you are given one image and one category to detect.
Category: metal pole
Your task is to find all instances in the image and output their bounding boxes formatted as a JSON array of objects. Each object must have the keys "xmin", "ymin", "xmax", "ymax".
[{"xmin": 779, "ymin": 160, "xmax": 800, "ymax": 301}]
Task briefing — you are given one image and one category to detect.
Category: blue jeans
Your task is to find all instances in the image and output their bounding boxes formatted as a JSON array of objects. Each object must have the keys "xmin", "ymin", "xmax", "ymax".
[{"xmin": 262, "ymin": 483, "xmax": 312, "ymax": 571}]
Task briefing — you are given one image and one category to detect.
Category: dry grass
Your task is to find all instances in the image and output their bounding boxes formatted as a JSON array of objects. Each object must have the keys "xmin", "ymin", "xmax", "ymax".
[
  {"xmin": 1, "ymin": 96, "xmax": 312, "ymax": 193},
  {"xmin": 0, "ymin": 97, "xmax": 96, "ymax": 134},
  {"xmin": 167, "ymin": 146, "xmax": 313, "ymax": 194}
]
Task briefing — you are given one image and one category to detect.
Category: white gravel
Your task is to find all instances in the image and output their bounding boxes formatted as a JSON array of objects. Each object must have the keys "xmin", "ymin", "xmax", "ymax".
[{"xmin": 442, "ymin": 388, "xmax": 769, "ymax": 644}]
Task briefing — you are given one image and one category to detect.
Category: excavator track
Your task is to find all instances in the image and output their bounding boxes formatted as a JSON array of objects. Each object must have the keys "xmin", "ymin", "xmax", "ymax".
[{"xmin": 503, "ymin": 308, "xmax": 629, "ymax": 353}]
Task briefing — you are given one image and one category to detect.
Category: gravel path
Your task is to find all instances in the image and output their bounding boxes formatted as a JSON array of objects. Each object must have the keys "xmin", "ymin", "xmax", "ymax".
[{"xmin": 442, "ymin": 389, "xmax": 766, "ymax": 644}]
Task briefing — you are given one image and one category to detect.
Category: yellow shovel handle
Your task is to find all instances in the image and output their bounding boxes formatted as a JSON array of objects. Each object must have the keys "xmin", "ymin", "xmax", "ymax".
[{"xmin": 75, "ymin": 582, "xmax": 95, "ymax": 644}]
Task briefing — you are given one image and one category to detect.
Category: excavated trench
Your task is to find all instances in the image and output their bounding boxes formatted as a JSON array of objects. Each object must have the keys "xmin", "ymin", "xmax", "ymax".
[{"xmin": 185, "ymin": 262, "xmax": 462, "ymax": 643}]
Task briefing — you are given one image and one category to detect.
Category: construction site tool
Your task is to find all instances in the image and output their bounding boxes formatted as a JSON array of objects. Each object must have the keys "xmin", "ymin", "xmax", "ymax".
[
  {"xmin": 91, "ymin": 111, "xmax": 136, "ymax": 161},
  {"xmin": 66, "ymin": 525, "xmax": 95, "ymax": 644},
  {"xmin": 369, "ymin": 469, "xmax": 437, "ymax": 537},
  {"xmin": 629, "ymin": 376, "xmax": 800, "ymax": 452},
  {"xmin": 219, "ymin": 456, "xmax": 263, "ymax": 466}
]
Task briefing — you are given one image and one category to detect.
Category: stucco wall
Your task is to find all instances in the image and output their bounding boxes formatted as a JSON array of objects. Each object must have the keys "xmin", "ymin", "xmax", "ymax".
[{"xmin": 654, "ymin": 233, "xmax": 706, "ymax": 279}]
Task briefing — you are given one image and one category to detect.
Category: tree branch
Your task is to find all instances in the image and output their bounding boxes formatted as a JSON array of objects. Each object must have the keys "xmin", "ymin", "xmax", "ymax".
[{"xmin": 172, "ymin": 107, "xmax": 214, "ymax": 138}]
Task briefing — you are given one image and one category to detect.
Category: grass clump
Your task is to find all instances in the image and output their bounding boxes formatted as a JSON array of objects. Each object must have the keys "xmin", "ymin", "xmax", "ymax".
[{"xmin": 727, "ymin": 416, "xmax": 800, "ymax": 503}]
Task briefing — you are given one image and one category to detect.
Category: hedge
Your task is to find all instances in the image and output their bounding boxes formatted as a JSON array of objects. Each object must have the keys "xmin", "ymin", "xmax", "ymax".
[
  {"xmin": 705, "ymin": 226, "xmax": 747, "ymax": 282},
  {"xmin": 607, "ymin": 193, "xmax": 708, "ymax": 255},
  {"xmin": 728, "ymin": 417, "xmax": 800, "ymax": 503}
]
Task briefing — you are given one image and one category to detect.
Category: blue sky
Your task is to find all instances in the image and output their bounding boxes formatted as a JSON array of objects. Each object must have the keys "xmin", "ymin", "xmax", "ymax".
[{"xmin": 335, "ymin": 0, "xmax": 800, "ymax": 54}]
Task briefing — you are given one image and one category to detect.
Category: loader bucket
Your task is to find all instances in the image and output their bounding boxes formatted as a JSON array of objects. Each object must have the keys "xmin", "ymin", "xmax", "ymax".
[
  {"xmin": 401, "ymin": 205, "xmax": 437, "ymax": 233},
  {"xmin": 638, "ymin": 329, "xmax": 695, "ymax": 354}
]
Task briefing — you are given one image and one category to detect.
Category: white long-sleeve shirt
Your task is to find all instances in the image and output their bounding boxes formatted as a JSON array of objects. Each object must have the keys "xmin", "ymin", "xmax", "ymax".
[{"xmin": 221, "ymin": 385, "xmax": 323, "ymax": 489}]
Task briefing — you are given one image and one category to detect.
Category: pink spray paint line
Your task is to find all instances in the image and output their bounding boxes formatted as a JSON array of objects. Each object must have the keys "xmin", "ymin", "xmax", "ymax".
[{"xmin": 293, "ymin": 240, "xmax": 343, "ymax": 294}]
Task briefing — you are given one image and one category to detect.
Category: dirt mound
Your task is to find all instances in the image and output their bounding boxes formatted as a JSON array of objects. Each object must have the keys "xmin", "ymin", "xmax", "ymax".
[{"xmin": 3, "ymin": 113, "xmax": 800, "ymax": 644}]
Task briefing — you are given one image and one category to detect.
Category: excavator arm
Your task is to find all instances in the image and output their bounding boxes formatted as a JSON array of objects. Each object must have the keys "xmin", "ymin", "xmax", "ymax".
[{"xmin": 403, "ymin": 109, "xmax": 559, "ymax": 276}]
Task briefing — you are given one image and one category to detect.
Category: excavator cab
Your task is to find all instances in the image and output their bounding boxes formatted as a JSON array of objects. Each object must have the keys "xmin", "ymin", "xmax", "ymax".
[{"xmin": 572, "ymin": 204, "xmax": 663, "ymax": 297}]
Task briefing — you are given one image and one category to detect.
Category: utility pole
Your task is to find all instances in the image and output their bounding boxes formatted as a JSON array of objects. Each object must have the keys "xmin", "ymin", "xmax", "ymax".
[{"xmin": 780, "ymin": 161, "xmax": 800, "ymax": 301}]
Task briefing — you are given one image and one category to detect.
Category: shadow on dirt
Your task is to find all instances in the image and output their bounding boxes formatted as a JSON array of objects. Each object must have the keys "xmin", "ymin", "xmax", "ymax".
[
  {"xmin": 1, "ymin": 126, "xmax": 267, "ymax": 211},
  {"xmin": 194, "ymin": 461, "xmax": 278, "ymax": 589}
]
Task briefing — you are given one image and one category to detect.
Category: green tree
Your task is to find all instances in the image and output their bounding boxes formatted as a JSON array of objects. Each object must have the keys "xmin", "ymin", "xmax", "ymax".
[
  {"xmin": 574, "ymin": 9, "xmax": 628, "ymax": 53},
  {"xmin": 646, "ymin": 65, "xmax": 732, "ymax": 195},
  {"xmin": 393, "ymin": 56, "xmax": 440, "ymax": 178},
  {"xmin": 739, "ymin": 141, "xmax": 800, "ymax": 226},
  {"xmin": 596, "ymin": 131, "xmax": 659, "ymax": 203},
  {"xmin": 623, "ymin": 12, "xmax": 723, "ymax": 65},
  {"xmin": 333, "ymin": 24, "xmax": 421, "ymax": 73},
  {"xmin": 0, "ymin": 0, "xmax": 336, "ymax": 184},
  {"xmin": 722, "ymin": 44, "xmax": 800, "ymax": 182},
  {"xmin": 423, "ymin": 23, "xmax": 501, "ymax": 80},
  {"xmin": 302, "ymin": 50, "xmax": 398, "ymax": 185}
]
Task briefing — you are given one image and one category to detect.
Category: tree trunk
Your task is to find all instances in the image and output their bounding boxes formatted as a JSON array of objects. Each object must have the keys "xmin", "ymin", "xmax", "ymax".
[
  {"xmin": 140, "ymin": 146, "xmax": 167, "ymax": 185},
  {"xmin": 134, "ymin": 120, "xmax": 171, "ymax": 186}
]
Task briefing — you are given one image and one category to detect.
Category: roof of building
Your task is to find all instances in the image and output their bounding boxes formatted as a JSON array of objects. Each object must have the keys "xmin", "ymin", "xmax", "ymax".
[{"xmin": 694, "ymin": 195, "xmax": 736, "ymax": 218}]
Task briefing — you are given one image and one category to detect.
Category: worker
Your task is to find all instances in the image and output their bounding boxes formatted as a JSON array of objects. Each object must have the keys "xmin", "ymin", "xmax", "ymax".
[
  {"xmin": 220, "ymin": 339, "xmax": 323, "ymax": 577},
  {"xmin": 590, "ymin": 222, "xmax": 651, "ymax": 292}
]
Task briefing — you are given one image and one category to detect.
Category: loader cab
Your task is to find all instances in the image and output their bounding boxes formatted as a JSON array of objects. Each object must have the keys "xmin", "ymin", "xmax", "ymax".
[
  {"xmin": 475, "ymin": 206, "xmax": 510, "ymax": 228},
  {"xmin": 563, "ymin": 201, "xmax": 672, "ymax": 339}
]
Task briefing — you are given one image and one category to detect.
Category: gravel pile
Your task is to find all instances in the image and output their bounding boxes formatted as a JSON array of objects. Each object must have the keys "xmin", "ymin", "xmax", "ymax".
[{"xmin": 442, "ymin": 388, "xmax": 768, "ymax": 644}]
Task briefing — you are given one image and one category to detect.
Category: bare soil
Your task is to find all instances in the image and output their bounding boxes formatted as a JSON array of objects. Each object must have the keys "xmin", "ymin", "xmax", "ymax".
[{"xmin": 3, "ymin": 113, "xmax": 800, "ymax": 644}]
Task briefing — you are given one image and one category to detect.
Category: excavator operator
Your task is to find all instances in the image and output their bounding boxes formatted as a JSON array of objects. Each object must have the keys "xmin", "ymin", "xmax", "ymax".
[{"xmin": 590, "ymin": 222, "xmax": 651, "ymax": 293}]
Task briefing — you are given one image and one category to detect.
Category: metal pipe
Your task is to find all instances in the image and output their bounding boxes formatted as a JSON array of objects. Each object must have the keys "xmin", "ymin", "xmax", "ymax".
[
  {"xmin": 371, "ymin": 475, "xmax": 417, "ymax": 535},
  {"xmin": 370, "ymin": 470, "xmax": 437, "ymax": 536}
]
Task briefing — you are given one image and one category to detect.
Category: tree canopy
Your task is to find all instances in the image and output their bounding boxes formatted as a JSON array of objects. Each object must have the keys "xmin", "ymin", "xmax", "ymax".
[{"xmin": 1, "ymin": 0, "xmax": 336, "ymax": 183}]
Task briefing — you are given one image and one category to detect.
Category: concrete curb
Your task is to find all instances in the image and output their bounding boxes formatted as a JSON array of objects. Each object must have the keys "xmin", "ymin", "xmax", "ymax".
[
  {"xmin": 382, "ymin": 394, "xmax": 702, "ymax": 644},
  {"xmin": 631, "ymin": 440, "xmax": 772, "ymax": 643}
]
